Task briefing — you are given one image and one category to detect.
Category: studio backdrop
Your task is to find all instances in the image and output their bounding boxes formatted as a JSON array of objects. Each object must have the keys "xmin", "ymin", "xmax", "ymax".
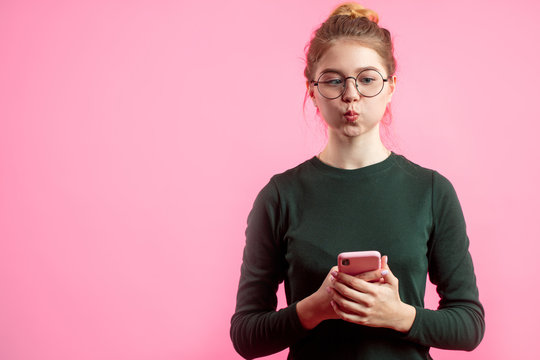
[{"xmin": 1, "ymin": 0, "xmax": 539, "ymax": 359}]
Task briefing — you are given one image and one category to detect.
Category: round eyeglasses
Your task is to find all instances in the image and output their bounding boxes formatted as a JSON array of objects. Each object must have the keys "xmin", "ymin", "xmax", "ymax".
[{"xmin": 311, "ymin": 69, "xmax": 389, "ymax": 99}]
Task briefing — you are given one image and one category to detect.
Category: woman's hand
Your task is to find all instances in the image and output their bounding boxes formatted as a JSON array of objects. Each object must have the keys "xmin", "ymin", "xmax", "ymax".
[
  {"xmin": 296, "ymin": 266, "xmax": 341, "ymax": 329},
  {"xmin": 328, "ymin": 256, "xmax": 416, "ymax": 332}
]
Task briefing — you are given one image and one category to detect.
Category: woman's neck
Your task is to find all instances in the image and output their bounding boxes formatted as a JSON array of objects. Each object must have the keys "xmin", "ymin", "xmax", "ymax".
[{"xmin": 318, "ymin": 131, "xmax": 390, "ymax": 170}]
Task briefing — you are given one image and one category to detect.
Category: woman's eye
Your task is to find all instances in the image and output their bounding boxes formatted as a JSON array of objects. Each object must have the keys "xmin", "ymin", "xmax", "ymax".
[
  {"xmin": 324, "ymin": 78, "xmax": 343, "ymax": 85},
  {"xmin": 359, "ymin": 77, "xmax": 375, "ymax": 85}
]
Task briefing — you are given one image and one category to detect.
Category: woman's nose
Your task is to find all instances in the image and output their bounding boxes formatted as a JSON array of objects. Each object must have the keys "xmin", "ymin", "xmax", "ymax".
[{"xmin": 342, "ymin": 77, "xmax": 360, "ymax": 102}]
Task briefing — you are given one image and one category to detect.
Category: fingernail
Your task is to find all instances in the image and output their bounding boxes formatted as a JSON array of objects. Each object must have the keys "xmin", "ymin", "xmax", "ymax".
[
  {"xmin": 331, "ymin": 271, "xmax": 338, "ymax": 277},
  {"xmin": 381, "ymin": 270, "xmax": 388, "ymax": 276},
  {"xmin": 330, "ymin": 275, "xmax": 335, "ymax": 282},
  {"xmin": 326, "ymin": 287, "xmax": 331, "ymax": 294}
]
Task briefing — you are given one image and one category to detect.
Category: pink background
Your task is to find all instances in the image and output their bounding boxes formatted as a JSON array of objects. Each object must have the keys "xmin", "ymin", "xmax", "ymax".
[{"xmin": 1, "ymin": 0, "xmax": 539, "ymax": 359}]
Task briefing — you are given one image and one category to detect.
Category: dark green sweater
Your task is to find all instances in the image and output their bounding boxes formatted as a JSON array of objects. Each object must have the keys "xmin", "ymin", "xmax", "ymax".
[{"xmin": 231, "ymin": 153, "xmax": 485, "ymax": 359}]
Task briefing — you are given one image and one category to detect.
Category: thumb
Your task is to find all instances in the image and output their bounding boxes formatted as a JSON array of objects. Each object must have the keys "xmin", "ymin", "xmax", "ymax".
[{"xmin": 381, "ymin": 255, "xmax": 398, "ymax": 286}]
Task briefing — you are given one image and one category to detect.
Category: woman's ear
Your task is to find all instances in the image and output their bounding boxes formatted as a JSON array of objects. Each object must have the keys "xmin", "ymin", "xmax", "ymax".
[
  {"xmin": 386, "ymin": 75, "xmax": 397, "ymax": 103},
  {"xmin": 307, "ymin": 81, "xmax": 318, "ymax": 108}
]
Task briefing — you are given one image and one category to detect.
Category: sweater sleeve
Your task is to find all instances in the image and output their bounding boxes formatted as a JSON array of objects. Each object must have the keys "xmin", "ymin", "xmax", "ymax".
[
  {"xmin": 404, "ymin": 172, "xmax": 485, "ymax": 350},
  {"xmin": 230, "ymin": 179, "xmax": 308, "ymax": 359}
]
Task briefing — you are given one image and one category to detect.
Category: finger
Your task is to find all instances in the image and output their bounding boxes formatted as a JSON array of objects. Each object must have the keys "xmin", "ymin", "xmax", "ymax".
[
  {"xmin": 382, "ymin": 255, "xmax": 389, "ymax": 270},
  {"xmin": 330, "ymin": 299, "xmax": 369, "ymax": 325},
  {"xmin": 330, "ymin": 280, "xmax": 372, "ymax": 306},
  {"xmin": 380, "ymin": 259, "xmax": 399, "ymax": 287},
  {"xmin": 329, "ymin": 292, "xmax": 364, "ymax": 315},
  {"xmin": 354, "ymin": 269, "xmax": 384, "ymax": 282},
  {"xmin": 331, "ymin": 295, "xmax": 365, "ymax": 316},
  {"xmin": 328, "ymin": 266, "xmax": 339, "ymax": 281},
  {"xmin": 379, "ymin": 256, "xmax": 390, "ymax": 283},
  {"xmin": 331, "ymin": 286, "xmax": 376, "ymax": 315},
  {"xmin": 334, "ymin": 272, "xmax": 376, "ymax": 296}
]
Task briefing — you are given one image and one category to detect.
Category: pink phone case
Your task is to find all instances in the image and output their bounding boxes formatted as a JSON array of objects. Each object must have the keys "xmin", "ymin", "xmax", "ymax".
[{"xmin": 337, "ymin": 251, "xmax": 381, "ymax": 275}]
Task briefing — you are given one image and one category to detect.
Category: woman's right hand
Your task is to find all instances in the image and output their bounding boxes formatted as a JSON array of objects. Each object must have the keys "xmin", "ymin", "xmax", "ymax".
[
  {"xmin": 296, "ymin": 266, "xmax": 340, "ymax": 329},
  {"xmin": 296, "ymin": 266, "xmax": 385, "ymax": 330}
]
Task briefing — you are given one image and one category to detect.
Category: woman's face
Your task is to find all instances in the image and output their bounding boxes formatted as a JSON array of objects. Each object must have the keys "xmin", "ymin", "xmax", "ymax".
[{"xmin": 310, "ymin": 39, "xmax": 395, "ymax": 139}]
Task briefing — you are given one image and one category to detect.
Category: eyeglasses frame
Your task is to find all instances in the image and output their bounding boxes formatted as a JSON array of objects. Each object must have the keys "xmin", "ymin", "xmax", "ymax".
[{"xmin": 310, "ymin": 69, "xmax": 390, "ymax": 99}]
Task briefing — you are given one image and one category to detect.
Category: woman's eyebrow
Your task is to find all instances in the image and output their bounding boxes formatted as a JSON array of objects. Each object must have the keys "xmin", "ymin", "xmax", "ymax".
[
  {"xmin": 319, "ymin": 66, "xmax": 382, "ymax": 74},
  {"xmin": 356, "ymin": 66, "xmax": 381, "ymax": 72}
]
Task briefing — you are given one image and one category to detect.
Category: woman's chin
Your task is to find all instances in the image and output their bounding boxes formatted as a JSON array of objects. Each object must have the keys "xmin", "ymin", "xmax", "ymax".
[{"xmin": 341, "ymin": 123, "xmax": 377, "ymax": 138}]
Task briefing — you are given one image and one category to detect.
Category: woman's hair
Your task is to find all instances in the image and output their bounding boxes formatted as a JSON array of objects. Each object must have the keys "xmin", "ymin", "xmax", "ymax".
[
  {"xmin": 304, "ymin": 2, "xmax": 396, "ymax": 82},
  {"xmin": 303, "ymin": 2, "xmax": 398, "ymax": 149}
]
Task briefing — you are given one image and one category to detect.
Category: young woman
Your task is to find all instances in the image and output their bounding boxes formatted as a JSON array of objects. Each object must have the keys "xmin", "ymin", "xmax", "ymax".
[{"xmin": 231, "ymin": 3, "xmax": 485, "ymax": 359}]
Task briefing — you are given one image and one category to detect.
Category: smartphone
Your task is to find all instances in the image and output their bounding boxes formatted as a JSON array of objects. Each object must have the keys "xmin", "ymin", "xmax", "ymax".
[{"xmin": 337, "ymin": 251, "xmax": 381, "ymax": 276}]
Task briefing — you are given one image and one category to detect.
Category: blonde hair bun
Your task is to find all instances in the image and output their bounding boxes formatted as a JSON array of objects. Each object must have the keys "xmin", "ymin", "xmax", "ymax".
[{"xmin": 330, "ymin": 2, "xmax": 379, "ymax": 24}]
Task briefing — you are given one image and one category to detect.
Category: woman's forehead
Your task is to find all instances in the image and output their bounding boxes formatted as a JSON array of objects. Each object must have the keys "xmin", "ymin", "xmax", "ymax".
[{"xmin": 317, "ymin": 40, "xmax": 385, "ymax": 75}]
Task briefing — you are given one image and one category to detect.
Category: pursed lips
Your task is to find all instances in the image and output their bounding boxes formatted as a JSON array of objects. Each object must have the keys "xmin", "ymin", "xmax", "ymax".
[{"xmin": 344, "ymin": 110, "xmax": 358, "ymax": 122}]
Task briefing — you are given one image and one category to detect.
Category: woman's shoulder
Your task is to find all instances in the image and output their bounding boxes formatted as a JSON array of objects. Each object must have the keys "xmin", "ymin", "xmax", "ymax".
[
  {"xmin": 392, "ymin": 153, "xmax": 434, "ymax": 177},
  {"xmin": 392, "ymin": 153, "xmax": 458, "ymax": 195},
  {"xmin": 268, "ymin": 157, "xmax": 318, "ymax": 184},
  {"xmin": 253, "ymin": 158, "xmax": 316, "ymax": 201}
]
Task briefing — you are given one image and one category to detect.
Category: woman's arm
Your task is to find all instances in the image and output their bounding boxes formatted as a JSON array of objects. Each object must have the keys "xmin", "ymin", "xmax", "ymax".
[
  {"xmin": 403, "ymin": 171, "xmax": 485, "ymax": 350},
  {"xmin": 230, "ymin": 179, "xmax": 308, "ymax": 359}
]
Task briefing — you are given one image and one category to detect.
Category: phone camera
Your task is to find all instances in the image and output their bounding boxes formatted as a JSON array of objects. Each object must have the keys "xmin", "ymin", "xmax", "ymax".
[{"xmin": 341, "ymin": 259, "xmax": 350, "ymax": 266}]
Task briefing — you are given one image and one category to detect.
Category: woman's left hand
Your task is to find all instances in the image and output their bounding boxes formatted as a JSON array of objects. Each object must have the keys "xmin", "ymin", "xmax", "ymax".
[{"xmin": 328, "ymin": 256, "xmax": 416, "ymax": 333}]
